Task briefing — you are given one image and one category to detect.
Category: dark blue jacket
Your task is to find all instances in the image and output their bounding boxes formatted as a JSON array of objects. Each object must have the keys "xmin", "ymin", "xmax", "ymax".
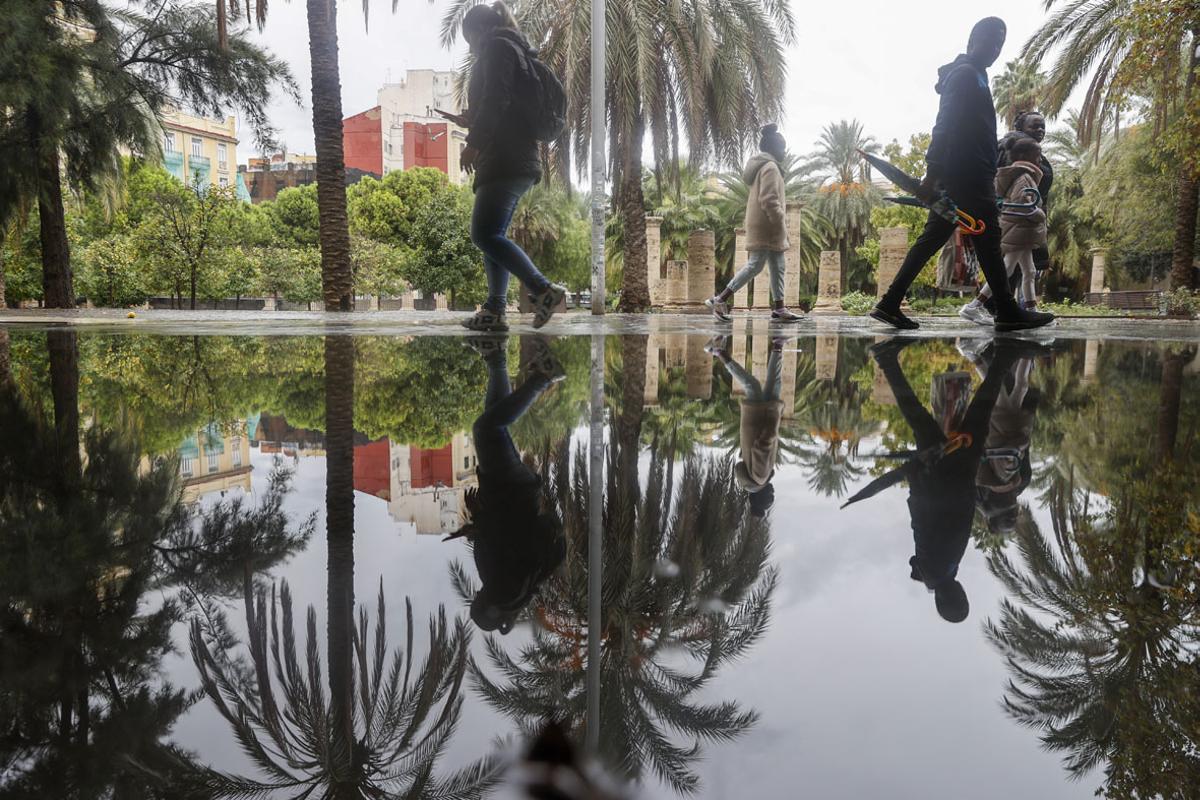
[
  {"xmin": 466, "ymin": 28, "xmax": 542, "ymax": 189},
  {"xmin": 925, "ymin": 55, "xmax": 998, "ymax": 185}
]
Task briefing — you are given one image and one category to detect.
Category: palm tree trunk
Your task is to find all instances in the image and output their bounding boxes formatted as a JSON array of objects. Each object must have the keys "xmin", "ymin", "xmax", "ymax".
[
  {"xmin": 306, "ymin": 0, "xmax": 354, "ymax": 311},
  {"xmin": 1169, "ymin": 29, "xmax": 1200, "ymax": 291},
  {"xmin": 617, "ymin": 334, "xmax": 646, "ymax": 472},
  {"xmin": 323, "ymin": 334, "xmax": 356, "ymax": 792},
  {"xmin": 47, "ymin": 330, "xmax": 81, "ymax": 483},
  {"xmin": 618, "ymin": 120, "xmax": 650, "ymax": 312},
  {"xmin": 1156, "ymin": 349, "xmax": 1187, "ymax": 463},
  {"xmin": 36, "ymin": 135, "xmax": 74, "ymax": 309}
]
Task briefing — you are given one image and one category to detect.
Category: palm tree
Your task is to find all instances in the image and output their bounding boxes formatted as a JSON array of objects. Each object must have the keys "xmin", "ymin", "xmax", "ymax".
[
  {"xmin": 0, "ymin": 1, "xmax": 292, "ymax": 308},
  {"xmin": 792, "ymin": 375, "xmax": 877, "ymax": 499},
  {"xmin": 804, "ymin": 120, "xmax": 882, "ymax": 275},
  {"xmin": 440, "ymin": 0, "xmax": 796, "ymax": 311},
  {"xmin": 992, "ymin": 58, "xmax": 1047, "ymax": 128},
  {"xmin": 459, "ymin": 443, "xmax": 776, "ymax": 794}
]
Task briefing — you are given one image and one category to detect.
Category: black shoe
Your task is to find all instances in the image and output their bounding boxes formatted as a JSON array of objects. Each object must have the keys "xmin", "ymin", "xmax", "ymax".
[
  {"xmin": 771, "ymin": 306, "xmax": 803, "ymax": 323},
  {"xmin": 870, "ymin": 305, "xmax": 919, "ymax": 330},
  {"xmin": 868, "ymin": 336, "xmax": 918, "ymax": 361},
  {"xmin": 462, "ymin": 308, "xmax": 509, "ymax": 332},
  {"xmin": 994, "ymin": 307, "xmax": 1055, "ymax": 333}
]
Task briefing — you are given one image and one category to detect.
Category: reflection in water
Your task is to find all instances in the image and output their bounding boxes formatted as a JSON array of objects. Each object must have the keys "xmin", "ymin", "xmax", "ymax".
[
  {"xmin": 843, "ymin": 338, "xmax": 1047, "ymax": 623},
  {"xmin": 984, "ymin": 344, "xmax": 1200, "ymax": 799},
  {"xmin": 458, "ymin": 335, "xmax": 777, "ymax": 795},
  {"xmin": 188, "ymin": 335, "xmax": 497, "ymax": 799},
  {"xmin": 0, "ymin": 329, "xmax": 1197, "ymax": 798},
  {"xmin": 449, "ymin": 337, "xmax": 566, "ymax": 634}
]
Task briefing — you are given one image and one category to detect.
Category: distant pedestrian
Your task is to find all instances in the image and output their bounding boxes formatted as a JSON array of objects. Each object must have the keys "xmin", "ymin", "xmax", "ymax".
[
  {"xmin": 960, "ymin": 136, "xmax": 1047, "ymax": 322},
  {"xmin": 997, "ymin": 110, "xmax": 1054, "ymax": 299},
  {"xmin": 706, "ymin": 125, "xmax": 803, "ymax": 324},
  {"xmin": 870, "ymin": 17, "xmax": 1055, "ymax": 333},
  {"xmin": 451, "ymin": 1, "xmax": 566, "ymax": 332}
]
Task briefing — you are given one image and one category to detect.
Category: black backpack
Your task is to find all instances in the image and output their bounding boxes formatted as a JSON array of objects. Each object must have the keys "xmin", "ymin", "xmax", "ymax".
[{"xmin": 519, "ymin": 51, "xmax": 566, "ymax": 142}]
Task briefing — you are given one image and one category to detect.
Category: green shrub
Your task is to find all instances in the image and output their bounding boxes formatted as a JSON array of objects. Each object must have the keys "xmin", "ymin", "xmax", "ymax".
[
  {"xmin": 840, "ymin": 291, "xmax": 876, "ymax": 314},
  {"xmin": 1163, "ymin": 289, "xmax": 1200, "ymax": 317}
]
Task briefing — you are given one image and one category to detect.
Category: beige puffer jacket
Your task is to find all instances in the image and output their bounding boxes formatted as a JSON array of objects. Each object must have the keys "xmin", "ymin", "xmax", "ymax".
[{"xmin": 996, "ymin": 162, "xmax": 1047, "ymax": 254}]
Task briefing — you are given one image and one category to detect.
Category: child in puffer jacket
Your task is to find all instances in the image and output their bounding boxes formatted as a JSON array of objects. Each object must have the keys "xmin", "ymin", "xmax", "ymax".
[{"xmin": 959, "ymin": 136, "xmax": 1048, "ymax": 322}]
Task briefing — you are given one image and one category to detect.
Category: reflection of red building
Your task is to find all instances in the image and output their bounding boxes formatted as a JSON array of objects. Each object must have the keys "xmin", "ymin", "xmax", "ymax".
[
  {"xmin": 409, "ymin": 444, "xmax": 453, "ymax": 489},
  {"xmin": 354, "ymin": 439, "xmax": 392, "ymax": 500}
]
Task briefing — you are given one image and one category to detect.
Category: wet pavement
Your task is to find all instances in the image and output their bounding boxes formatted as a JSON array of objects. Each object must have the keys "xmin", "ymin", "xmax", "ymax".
[{"xmin": 0, "ymin": 321, "xmax": 1196, "ymax": 799}]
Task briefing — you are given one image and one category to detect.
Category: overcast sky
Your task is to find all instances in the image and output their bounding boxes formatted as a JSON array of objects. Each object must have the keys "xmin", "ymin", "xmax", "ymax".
[{"xmin": 237, "ymin": 0, "xmax": 1065, "ymax": 169}]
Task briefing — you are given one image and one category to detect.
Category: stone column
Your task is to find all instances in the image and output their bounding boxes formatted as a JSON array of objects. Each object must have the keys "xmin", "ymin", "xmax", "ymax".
[
  {"xmin": 644, "ymin": 338, "xmax": 661, "ymax": 406},
  {"xmin": 815, "ymin": 320, "xmax": 839, "ymax": 381},
  {"xmin": 871, "ymin": 337, "xmax": 896, "ymax": 405},
  {"xmin": 263, "ymin": 295, "xmax": 276, "ymax": 312},
  {"xmin": 401, "ymin": 289, "xmax": 415, "ymax": 310},
  {"xmin": 810, "ymin": 251, "xmax": 845, "ymax": 315},
  {"xmin": 435, "ymin": 293, "xmax": 449, "ymax": 310},
  {"xmin": 367, "ymin": 294, "xmax": 381, "ymax": 311},
  {"xmin": 646, "ymin": 216, "xmax": 664, "ymax": 306},
  {"xmin": 665, "ymin": 332, "xmax": 686, "ymax": 368},
  {"xmin": 1089, "ymin": 248, "xmax": 1109, "ymax": 295},
  {"xmin": 751, "ymin": 319, "xmax": 769, "ymax": 385},
  {"xmin": 685, "ymin": 336, "xmax": 712, "ymax": 399},
  {"xmin": 1083, "ymin": 339, "xmax": 1100, "ymax": 383},
  {"xmin": 784, "ymin": 204, "xmax": 804, "ymax": 308},
  {"xmin": 780, "ymin": 347, "xmax": 798, "ymax": 419},
  {"xmin": 731, "ymin": 333, "xmax": 749, "ymax": 396},
  {"xmin": 687, "ymin": 230, "xmax": 716, "ymax": 309},
  {"xmin": 666, "ymin": 260, "xmax": 689, "ymax": 306},
  {"xmin": 877, "ymin": 227, "xmax": 909, "ymax": 307},
  {"xmin": 733, "ymin": 229, "xmax": 751, "ymax": 309}
]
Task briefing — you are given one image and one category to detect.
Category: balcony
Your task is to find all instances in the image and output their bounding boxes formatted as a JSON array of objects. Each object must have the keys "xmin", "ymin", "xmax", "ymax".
[
  {"xmin": 163, "ymin": 151, "xmax": 184, "ymax": 180},
  {"xmin": 188, "ymin": 155, "xmax": 211, "ymax": 168}
]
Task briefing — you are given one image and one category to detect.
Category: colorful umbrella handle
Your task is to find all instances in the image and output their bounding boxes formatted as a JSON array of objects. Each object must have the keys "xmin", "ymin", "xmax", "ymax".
[{"xmin": 956, "ymin": 210, "xmax": 985, "ymax": 235}]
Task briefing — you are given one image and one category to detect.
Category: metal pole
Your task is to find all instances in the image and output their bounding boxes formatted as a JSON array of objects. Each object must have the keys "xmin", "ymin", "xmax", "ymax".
[
  {"xmin": 589, "ymin": 0, "xmax": 606, "ymax": 314},
  {"xmin": 585, "ymin": 333, "xmax": 605, "ymax": 750}
]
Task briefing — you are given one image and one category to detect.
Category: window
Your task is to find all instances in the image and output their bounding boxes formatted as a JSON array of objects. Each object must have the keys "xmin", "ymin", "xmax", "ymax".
[
  {"xmin": 463, "ymin": 457, "xmax": 469, "ymax": 469},
  {"xmin": 231, "ymin": 439, "xmax": 242, "ymax": 467},
  {"xmin": 218, "ymin": 177, "xmax": 228, "ymax": 188},
  {"xmin": 163, "ymin": 132, "xmax": 176, "ymax": 153},
  {"xmin": 191, "ymin": 137, "xmax": 203, "ymax": 157},
  {"xmin": 180, "ymin": 457, "xmax": 195, "ymax": 478},
  {"xmin": 207, "ymin": 452, "xmax": 220, "ymax": 473},
  {"xmin": 217, "ymin": 143, "xmax": 227, "ymax": 168}
]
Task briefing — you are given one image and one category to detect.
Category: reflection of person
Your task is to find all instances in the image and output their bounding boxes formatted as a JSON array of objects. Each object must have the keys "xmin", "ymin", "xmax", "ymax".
[
  {"xmin": 869, "ymin": 17, "xmax": 1054, "ymax": 333},
  {"xmin": 449, "ymin": 336, "xmax": 566, "ymax": 634},
  {"xmin": 706, "ymin": 125, "xmax": 803, "ymax": 323},
  {"xmin": 965, "ymin": 345, "xmax": 1038, "ymax": 537},
  {"xmin": 456, "ymin": 2, "xmax": 567, "ymax": 333},
  {"xmin": 960, "ymin": 137, "xmax": 1048, "ymax": 322},
  {"xmin": 846, "ymin": 338, "xmax": 1028, "ymax": 623},
  {"xmin": 705, "ymin": 335, "xmax": 784, "ymax": 517}
]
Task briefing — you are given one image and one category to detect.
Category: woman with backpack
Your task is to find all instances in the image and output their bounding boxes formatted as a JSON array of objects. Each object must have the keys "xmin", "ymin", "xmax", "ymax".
[{"xmin": 450, "ymin": 1, "xmax": 566, "ymax": 332}]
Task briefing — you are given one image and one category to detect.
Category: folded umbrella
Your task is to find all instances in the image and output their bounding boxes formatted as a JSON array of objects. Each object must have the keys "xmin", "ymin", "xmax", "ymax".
[{"xmin": 858, "ymin": 150, "xmax": 985, "ymax": 235}]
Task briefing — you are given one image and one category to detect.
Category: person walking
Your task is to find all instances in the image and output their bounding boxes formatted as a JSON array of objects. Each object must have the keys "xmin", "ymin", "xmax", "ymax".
[
  {"xmin": 870, "ymin": 17, "xmax": 1054, "ymax": 333},
  {"xmin": 706, "ymin": 125, "xmax": 803, "ymax": 324},
  {"xmin": 451, "ymin": 2, "xmax": 566, "ymax": 332},
  {"xmin": 960, "ymin": 136, "xmax": 1047, "ymax": 322},
  {"xmin": 993, "ymin": 109, "xmax": 1054, "ymax": 304},
  {"xmin": 705, "ymin": 334, "xmax": 785, "ymax": 518}
]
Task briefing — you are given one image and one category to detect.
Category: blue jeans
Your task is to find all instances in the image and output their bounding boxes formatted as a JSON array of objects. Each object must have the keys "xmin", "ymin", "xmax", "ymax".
[
  {"xmin": 725, "ymin": 250, "xmax": 785, "ymax": 303},
  {"xmin": 472, "ymin": 177, "xmax": 550, "ymax": 312}
]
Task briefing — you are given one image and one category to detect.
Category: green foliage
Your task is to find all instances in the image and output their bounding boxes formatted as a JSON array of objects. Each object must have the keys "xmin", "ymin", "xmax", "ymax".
[
  {"xmin": 512, "ymin": 183, "xmax": 591, "ymax": 291},
  {"xmin": 266, "ymin": 184, "xmax": 320, "ymax": 247},
  {"xmin": 1, "ymin": 222, "xmax": 43, "ymax": 305},
  {"xmin": 857, "ymin": 203, "xmax": 938, "ymax": 293},
  {"xmin": 348, "ymin": 168, "xmax": 446, "ymax": 245},
  {"xmin": 400, "ymin": 184, "xmax": 482, "ymax": 304},
  {"xmin": 77, "ymin": 233, "xmax": 147, "ymax": 307},
  {"xmin": 992, "ymin": 59, "xmax": 1047, "ymax": 129},
  {"xmin": 1163, "ymin": 288, "xmax": 1200, "ymax": 316},
  {"xmin": 351, "ymin": 235, "xmax": 407, "ymax": 298},
  {"xmin": 839, "ymin": 291, "xmax": 876, "ymax": 315}
]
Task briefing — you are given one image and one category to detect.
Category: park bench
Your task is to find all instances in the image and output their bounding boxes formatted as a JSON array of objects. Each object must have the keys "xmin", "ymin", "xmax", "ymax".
[{"xmin": 1084, "ymin": 290, "xmax": 1163, "ymax": 312}]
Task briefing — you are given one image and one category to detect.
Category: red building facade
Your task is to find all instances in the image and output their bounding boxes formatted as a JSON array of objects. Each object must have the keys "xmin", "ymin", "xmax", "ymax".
[{"xmin": 342, "ymin": 106, "xmax": 384, "ymax": 177}]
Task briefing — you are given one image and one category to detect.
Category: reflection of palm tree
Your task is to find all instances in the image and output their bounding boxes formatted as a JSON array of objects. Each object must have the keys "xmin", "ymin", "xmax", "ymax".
[
  {"xmin": 191, "ymin": 335, "xmax": 495, "ymax": 799},
  {"xmin": 191, "ymin": 582, "xmax": 493, "ymax": 799},
  {"xmin": 985, "ymin": 497, "xmax": 1200, "ymax": 795},
  {"xmin": 0, "ymin": 339, "xmax": 201, "ymax": 795},
  {"xmin": 464, "ymin": 439, "xmax": 776, "ymax": 795},
  {"xmin": 793, "ymin": 377, "xmax": 876, "ymax": 498}
]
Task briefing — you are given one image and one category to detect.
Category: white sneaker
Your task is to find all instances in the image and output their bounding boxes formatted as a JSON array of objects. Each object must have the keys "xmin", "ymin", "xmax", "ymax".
[{"xmin": 958, "ymin": 303, "xmax": 993, "ymax": 326}]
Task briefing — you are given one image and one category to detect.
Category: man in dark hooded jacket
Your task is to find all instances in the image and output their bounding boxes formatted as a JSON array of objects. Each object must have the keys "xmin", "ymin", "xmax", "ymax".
[{"xmin": 871, "ymin": 17, "xmax": 1055, "ymax": 334}]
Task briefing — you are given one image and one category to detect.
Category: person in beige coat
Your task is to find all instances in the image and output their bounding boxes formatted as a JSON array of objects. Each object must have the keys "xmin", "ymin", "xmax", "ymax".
[
  {"xmin": 706, "ymin": 125, "xmax": 803, "ymax": 323},
  {"xmin": 704, "ymin": 334, "xmax": 784, "ymax": 518},
  {"xmin": 960, "ymin": 136, "xmax": 1048, "ymax": 323}
]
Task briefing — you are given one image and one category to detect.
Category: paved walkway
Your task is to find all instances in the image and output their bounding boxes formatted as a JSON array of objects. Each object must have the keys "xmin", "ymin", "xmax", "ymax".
[{"xmin": 2, "ymin": 308, "xmax": 1198, "ymax": 342}]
